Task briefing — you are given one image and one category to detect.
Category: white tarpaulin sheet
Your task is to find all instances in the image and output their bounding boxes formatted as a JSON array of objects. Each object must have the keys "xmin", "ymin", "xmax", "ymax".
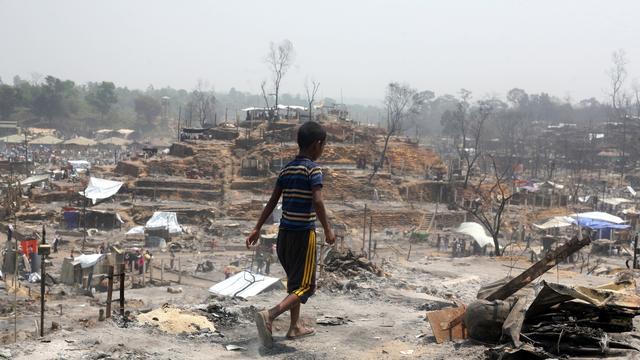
[
  {"xmin": 533, "ymin": 216, "xmax": 574, "ymax": 230},
  {"xmin": 208, "ymin": 270, "xmax": 283, "ymax": 299},
  {"xmin": 627, "ymin": 186, "xmax": 637, "ymax": 197},
  {"xmin": 146, "ymin": 212, "xmax": 182, "ymax": 234},
  {"xmin": 453, "ymin": 222, "xmax": 495, "ymax": 248},
  {"xmin": 72, "ymin": 254, "xmax": 105, "ymax": 269},
  {"xmin": 571, "ymin": 212, "xmax": 625, "ymax": 224},
  {"xmin": 81, "ymin": 177, "xmax": 123, "ymax": 204}
]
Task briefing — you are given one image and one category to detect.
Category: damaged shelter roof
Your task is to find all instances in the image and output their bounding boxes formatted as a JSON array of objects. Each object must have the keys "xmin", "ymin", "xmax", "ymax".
[
  {"xmin": 208, "ymin": 270, "xmax": 283, "ymax": 299},
  {"xmin": 72, "ymin": 254, "xmax": 106, "ymax": 269}
]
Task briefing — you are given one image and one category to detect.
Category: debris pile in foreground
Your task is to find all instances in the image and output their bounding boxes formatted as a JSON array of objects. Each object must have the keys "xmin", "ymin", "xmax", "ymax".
[{"xmin": 323, "ymin": 248, "xmax": 384, "ymax": 277}]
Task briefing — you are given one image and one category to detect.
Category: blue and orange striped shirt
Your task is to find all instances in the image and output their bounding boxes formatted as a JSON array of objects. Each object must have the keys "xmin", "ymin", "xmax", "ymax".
[{"xmin": 277, "ymin": 155, "xmax": 323, "ymax": 230}]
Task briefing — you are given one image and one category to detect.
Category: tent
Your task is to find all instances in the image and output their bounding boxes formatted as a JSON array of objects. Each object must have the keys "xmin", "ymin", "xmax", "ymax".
[
  {"xmin": 0, "ymin": 134, "xmax": 25, "ymax": 144},
  {"xmin": 208, "ymin": 270, "xmax": 283, "ymax": 299},
  {"xmin": 571, "ymin": 212, "xmax": 625, "ymax": 224},
  {"xmin": 81, "ymin": 177, "xmax": 123, "ymax": 204},
  {"xmin": 30, "ymin": 135, "xmax": 63, "ymax": 145},
  {"xmin": 533, "ymin": 216, "xmax": 574, "ymax": 230},
  {"xmin": 453, "ymin": 222, "xmax": 495, "ymax": 248},
  {"xmin": 572, "ymin": 217, "xmax": 630, "ymax": 230},
  {"xmin": 63, "ymin": 136, "xmax": 97, "ymax": 146},
  {"xmin": 146, "ymin": 212, "xmax": 182, "ymax": 234},
  {"xmin": 98, "ymin": 137, "xmax": 132, "ymax": 147}
]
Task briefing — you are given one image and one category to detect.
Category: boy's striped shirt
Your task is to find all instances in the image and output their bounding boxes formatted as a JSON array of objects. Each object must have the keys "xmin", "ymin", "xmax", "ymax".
[{"xmin": 277, "ymin": 156, "xmax": 323, "ymax": 230}]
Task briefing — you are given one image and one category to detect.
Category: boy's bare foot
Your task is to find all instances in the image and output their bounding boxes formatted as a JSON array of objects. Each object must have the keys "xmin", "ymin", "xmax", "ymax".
[
  {"xmin": 255, "ymin": 310, "xmax": 273, "ymax": 348},
  {"xmin": 286, "ymin": 324, "xmax": 315, "ymax": 340}
]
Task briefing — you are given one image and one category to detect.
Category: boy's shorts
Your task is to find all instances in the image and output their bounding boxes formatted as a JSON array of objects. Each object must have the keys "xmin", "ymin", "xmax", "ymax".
[{"xmin": 276, "ymin": 229, "xmax": 317, "ymax": 304}]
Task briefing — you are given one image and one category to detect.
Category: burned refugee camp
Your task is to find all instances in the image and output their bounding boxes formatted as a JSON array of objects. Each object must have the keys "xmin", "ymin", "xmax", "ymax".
[{"xmin": 2, "ymin": 1, "xmax": 640, "ymax": 359}]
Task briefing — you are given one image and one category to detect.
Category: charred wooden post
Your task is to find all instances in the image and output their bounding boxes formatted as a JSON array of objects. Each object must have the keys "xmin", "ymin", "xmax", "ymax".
[{"xmin": 106, "ymin": 266, "xmax": 114, "ymax": 318}]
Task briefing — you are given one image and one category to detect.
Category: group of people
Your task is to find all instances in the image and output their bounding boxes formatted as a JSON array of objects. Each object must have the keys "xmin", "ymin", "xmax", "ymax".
[{"xmin": 124, "ymin": 249, "xmax": 153, "ymax": 274}]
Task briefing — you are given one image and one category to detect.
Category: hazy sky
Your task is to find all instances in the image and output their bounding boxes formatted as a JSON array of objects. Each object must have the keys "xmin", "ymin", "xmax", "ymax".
[{"xmin": 1, "ymin": 0, "xmax": 638, "ymax": 105}]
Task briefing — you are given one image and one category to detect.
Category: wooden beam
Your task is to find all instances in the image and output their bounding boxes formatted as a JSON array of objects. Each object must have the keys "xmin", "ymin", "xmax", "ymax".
[{"xmin": 484, "ymin": 236, "xmax": 591, "ymax": 301}]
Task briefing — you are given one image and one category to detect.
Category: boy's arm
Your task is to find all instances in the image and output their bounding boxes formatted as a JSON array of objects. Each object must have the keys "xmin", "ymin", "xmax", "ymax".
[
  {"xmin": 246, "ymin": 185, "xmax": 282, "ymax": 249},
  {"xmin": 312, "ymin": 186, "xmax": 335, "ymax": 244}
]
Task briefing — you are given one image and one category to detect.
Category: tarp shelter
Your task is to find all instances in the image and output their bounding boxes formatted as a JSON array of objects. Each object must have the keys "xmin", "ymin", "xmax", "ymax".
[
  {"xmin": 61, "ymin": 254, "xmax": 109, "ymax": 286},
  {"xmin": 533, "ymin": 216, "xmax": 574, "ymax": 230},
  {"xmin": 572, "ymin": 217, "xmax": 630, "ymax": 230},
  {"xmin": 146, "ymin": 211, "xmax": 182, "ymax": 234},
  {"xmin": 571, "ymin": 212, "xmax": 626, "ymax": 224},
  {"xmin": 208, "ymin": 270, "xmax": 283, "ymax": 299},
  {"xmin": 453, "ymin": 222, "xmax": 495, "ymax": 248},
  {"xmin": 63, "ymin": 136, "xmax": 97, "ymax": 146},
  {"xmin": 81, "ymin": 177, "xmax": 123, "ymax": 204},
  {"xmin": 30, "ymin": 135, "xmax": 63, "ymax": 145},
  {"xmin": 0, "ymin": 134, "xmax": 25, "ymax": 144}
]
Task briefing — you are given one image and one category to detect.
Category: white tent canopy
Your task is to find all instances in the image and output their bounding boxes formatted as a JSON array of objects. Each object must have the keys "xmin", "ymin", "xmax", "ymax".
[
  {"xmin": 453, "ymin": 222, "xmax": 494, "ymax": 248},
  {"xmin": 146, "ymin": 212, "xmax": 182, "ymax": 234},
  {"xmin": 571, "ymin": 212, "xmax": 625, "ymax": 224},
  {"xmin": 533, "ymin": 216, "xmax": 574, "ymax": 230},
  {"xmin": 81, "ymin": 177, "xmax": 123, "ymax": 204}
]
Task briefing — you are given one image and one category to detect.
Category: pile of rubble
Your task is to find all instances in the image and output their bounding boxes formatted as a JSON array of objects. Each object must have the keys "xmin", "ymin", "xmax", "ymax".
[
  {"xmin": 324, "ymin": 248, "xmax": 384, "ymax": 277},
  {"xmin": 427, "ymin": 235, "xmax": 640, "ymax": 359}
]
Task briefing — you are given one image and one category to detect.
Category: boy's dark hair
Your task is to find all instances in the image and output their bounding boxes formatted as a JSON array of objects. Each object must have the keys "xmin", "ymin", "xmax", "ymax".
[{"xmin": 297, "ymin": 121, "xmax": 327, "ymax": 149}]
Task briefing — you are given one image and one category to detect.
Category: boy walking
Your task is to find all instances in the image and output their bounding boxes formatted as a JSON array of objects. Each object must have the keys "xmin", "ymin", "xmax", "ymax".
[{"xmin": 246, "ymin": 121, "xmax": 336, "ymax": 348}]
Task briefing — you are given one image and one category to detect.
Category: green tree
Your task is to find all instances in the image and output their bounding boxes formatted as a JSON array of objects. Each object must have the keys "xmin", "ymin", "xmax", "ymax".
[
  {"xmin": 32, "ymin": 76, "xmax": 75, "ymax": 126},
  {"xmin": 86, "ymin": 81, "xmax": 118, "ymax": 122},
  {"xmin": 0, "ymin": 85, "xmax": 19, "ymax": 120},
  {"xmin": 134, "ymin": 95, "xmax": 161, "ymax": 125}
]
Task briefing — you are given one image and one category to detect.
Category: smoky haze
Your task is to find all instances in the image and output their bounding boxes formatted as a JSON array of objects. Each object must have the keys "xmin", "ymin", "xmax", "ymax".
[{"xmin": 0, "ymin": 0, "xmax": 639, "ymax": 103}]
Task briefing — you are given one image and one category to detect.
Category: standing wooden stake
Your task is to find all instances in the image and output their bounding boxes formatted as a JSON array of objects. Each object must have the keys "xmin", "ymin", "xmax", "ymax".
[
  {"xmin": 362, "ymin": 204, "xmax": 367, "ymax": 252},
  {"xmin": 368, "ymin": 215, "xmax": 373, "ymax": 260},
  {"xmin": 106, "ymin": 266, "xmax": 114, "ymax": 318},
  {"xmin": 160, "ymin": 260, "xmax": 164, "ymax": 284},
  {"xmin": 178, "ymin": 258, "xmax": 182, "ymax": 284},
  {"xmin": 119, "ymin": 264, "xmax": 125, "ymax": 316}
]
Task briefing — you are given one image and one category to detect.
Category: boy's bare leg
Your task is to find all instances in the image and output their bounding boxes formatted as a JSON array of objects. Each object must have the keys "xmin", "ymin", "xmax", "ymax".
[
  {"xmin": 268, "ymin": 294, "xmax": 300, "ymax": 322},
  {"xmin": 286, "ymin": 301, "xmax": 314, "ymax": 337}
]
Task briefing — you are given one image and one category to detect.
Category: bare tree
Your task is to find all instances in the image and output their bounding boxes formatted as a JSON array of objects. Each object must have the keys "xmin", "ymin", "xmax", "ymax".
[
  {"xmin": 369, "ymin": 82, "xmax": 428, "ymax": 183},
  {"xmin": 265, "ymin": 39, "xmax": 295, "ymax": 120},
  {"xmin": 304, "ymin": 79, "xmax": 320, "ymax": 122},
  {"xmin": 454, "ymin": 95, "xmax": 491, "ymax": 188},
  {"xmin": 192, "ymin": 81, "xmax": 216, "ymax": 128},
  {"xmin": 260, "ymin": 80, "xmax": 271, "ymax": 109},
  {"xmin": 608, "ymin": 49, "xmax": 629, "ymax": 182},
  {"xmin": 463, "ymin": 155, "xmax": 514, "ymax": 256}
]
